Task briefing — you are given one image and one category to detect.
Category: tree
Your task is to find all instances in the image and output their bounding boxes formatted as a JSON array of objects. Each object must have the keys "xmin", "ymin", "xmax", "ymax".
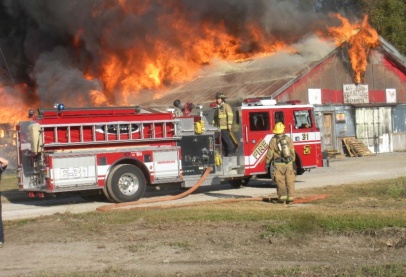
[{"xmin": 358, "ymin": 0, "xmax": 406, "ymax": 55}]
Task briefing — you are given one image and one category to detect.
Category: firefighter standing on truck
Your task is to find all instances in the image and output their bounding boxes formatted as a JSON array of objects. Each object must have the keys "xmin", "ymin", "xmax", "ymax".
[
  {"xmin": 265, "ymin": 122, "xmax": 296, "ymax": 204},
  {"xmin": 212, "ymin": 92, "xmax": 235, "ymax": 157}
]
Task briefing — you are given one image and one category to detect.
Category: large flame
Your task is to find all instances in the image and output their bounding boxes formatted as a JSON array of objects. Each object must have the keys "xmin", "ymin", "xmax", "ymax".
[
  {"xmin": 0, "ymin": 1, "xmax": 381, "ymax": 125},
  {"xmin": 0, "ymin": 84, "xmax": 38, "ymax": 124},
  {"xmin": 328, "ymin": 14, "xmax": 380, "ymax": 84},
  {"xmin": 88, "ymin": 15, "xmax": 289, "ymax": 105}
]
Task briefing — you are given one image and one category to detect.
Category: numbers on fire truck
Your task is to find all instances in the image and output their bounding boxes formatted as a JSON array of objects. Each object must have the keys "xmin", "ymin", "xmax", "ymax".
[
  {"xmin": 302, "ymin": 133, "xmax": 309, "ymax": 141},
  {"xmin": 60, "ymin": 167, "xmax": 88, "ymax": 179}
]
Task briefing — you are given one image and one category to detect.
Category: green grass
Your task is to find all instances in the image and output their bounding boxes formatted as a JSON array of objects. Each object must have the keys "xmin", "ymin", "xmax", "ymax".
[
  {"xmin": 4, "ymin": 176, "xmax": 406, "ymax": 277},
  {"xmin": 0, "ymin": 172, "xmax": 17, "ymax": 192},
  {"xmin": 263, "ymin": 209, "xmax": 406, "ymax": 237},
  {"xmin": 347, "ymin": 177, "xmax": 406, "ymax": 199},
  {"xmin": 5, "ymin": 177, "xmax": 406, "ymax": 233}
]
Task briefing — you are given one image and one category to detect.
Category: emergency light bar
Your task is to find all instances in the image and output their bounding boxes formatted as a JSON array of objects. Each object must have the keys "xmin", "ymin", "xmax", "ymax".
[
  {"xmin": 280, "ymin": 100, "xmax": 301, "ymax": 105},
  {"xmin": 54, "ymin": 103, "xmax": 65, "ymax": 112},
  {"xmin": 243, "ymin": 98, "xmax": 277, "ymax": 106}
]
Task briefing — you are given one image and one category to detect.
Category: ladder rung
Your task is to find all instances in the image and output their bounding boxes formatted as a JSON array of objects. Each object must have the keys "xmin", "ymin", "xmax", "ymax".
[{"xmin": 41, "ymin": 120, "xmax": 179, "ymax": 146}]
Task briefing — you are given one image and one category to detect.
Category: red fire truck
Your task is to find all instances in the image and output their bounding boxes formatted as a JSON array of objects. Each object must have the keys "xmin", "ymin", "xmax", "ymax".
[{"xmin": 16, "ymin": 98, "xmax": 322, "ymax": 202}]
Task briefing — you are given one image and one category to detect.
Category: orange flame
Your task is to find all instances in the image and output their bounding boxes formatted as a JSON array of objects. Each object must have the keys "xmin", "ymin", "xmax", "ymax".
[
  {"xmin": 88, "ymin": 9, "xmax": 292, "ymax": 106},
  {"xmin": 328, "ymin": 14, "xmax": 380, "ymax": 84},
  {"xmin": 0, "ymin": 84, "xmax": 37, "ymax": 124},
  {"xmin": 0, "ymin": 7, "xmax": 381, "ymax": 125}
]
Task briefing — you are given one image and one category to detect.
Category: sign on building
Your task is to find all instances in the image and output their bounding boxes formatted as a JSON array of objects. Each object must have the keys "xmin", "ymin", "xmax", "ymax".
[
  {"xmin": 308, "ymin": 88, "xmax": 322, "ymax": 104},
  {"xmin": 386, "ymin": 88, "xmax": 396, "ymax": 103},
  {"xmin": 343, "ymin": 84, "xmax": 369, "ymax": 104}
]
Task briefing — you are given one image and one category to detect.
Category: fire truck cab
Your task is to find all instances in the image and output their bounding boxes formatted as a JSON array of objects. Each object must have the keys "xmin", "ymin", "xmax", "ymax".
[{"xmin": 16, "ymin": 98, "xmax": 322, "ymax": 203}]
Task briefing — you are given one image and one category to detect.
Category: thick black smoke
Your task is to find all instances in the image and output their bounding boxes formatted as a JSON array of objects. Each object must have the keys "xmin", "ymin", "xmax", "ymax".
[{"xmin": 0, "ymin": 0, "xmax": 357, "ymax": 109}]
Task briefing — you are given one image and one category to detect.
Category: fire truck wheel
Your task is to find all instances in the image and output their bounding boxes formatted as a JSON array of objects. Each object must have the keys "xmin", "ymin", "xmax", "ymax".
[
  {"xmin": 106, "ymin": 164, "xmax": 147, "ymax": 203},
  {"xmin": 229, "ymin": 177, "xmax": 251, "ymax": 188}
]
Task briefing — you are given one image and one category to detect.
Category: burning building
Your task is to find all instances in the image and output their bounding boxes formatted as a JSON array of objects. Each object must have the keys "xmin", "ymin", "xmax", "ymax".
[
  {"xmin": 0, "ymin": 1, "xmax": 405, "ymax": 156},
  {"xmin": 148, "ymin": 24, "xmax": 406, "ymax": 154}
]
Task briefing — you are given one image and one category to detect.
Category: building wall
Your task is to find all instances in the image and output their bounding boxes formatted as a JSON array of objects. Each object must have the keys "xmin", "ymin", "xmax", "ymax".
[
  {"xmin": 276, "ymin": 48, "xmax": 406, "ymax": 153},
  {"xmin": 313, "ymin": 105, "xmax": 356, "ymax": 153},
  {"xmin": 355, "ymin": 107, "xmax": 393, "ymax": 153},
  {"xmin": 393, "ymin": 105, "xmax": 406, "ymax": 151}
]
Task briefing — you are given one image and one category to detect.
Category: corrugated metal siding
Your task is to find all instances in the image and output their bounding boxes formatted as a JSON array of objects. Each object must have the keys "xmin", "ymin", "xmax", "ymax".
[
  {"xmin": 392, "ymin": 105, "xmax": 406, "ymax": 151},
  {"xmin": 356, "ymin": 107, "xmax": 393, "ymax": 153},
  {"xmin": 314, "ymin": 105, "xmax": 356, "ymax": 152},
  {"xmin": 392, "ymin": 133, "xmax": 406, "ymax": 151},
  {"xmin": 393, "ymin": 105, "xmax": 406, "ymax": 132}
]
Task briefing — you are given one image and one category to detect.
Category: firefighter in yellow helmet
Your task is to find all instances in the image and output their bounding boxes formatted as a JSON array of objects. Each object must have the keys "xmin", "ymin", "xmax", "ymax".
[
  {"xmin": 212, "ymin": 92, "xmax": 235, "ymax": 157},
  {"xmin": 265, "ymin": 122, "xmax": 296, "ymax": 204}
]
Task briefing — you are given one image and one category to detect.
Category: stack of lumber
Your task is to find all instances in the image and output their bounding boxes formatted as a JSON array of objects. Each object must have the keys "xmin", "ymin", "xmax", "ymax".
[
  {"xmin": 342, "ymin": 137, "xmax": 375, "ymax": 157},
  {"xmin": 326, "ymin": 149, "xmax": 346, "ymax": 159}
]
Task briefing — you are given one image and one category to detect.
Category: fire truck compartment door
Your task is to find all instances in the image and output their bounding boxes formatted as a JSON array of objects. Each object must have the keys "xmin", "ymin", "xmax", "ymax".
[
  {"xmin": 52, "ymin": 155, "xmax": 97, "ymax": 187},
  {"xmin": 153, "ymin": 150, "xmax": 180, "ymax": 179}
]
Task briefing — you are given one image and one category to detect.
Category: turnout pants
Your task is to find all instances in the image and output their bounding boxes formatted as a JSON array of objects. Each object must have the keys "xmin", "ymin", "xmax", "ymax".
[
  {"xmin": 221, "ymin": 129, "xmax": 235, "ymax": 157},
  {"xmin": 272, "ymin": 163, "xmax": 296, "ymax": 201}
]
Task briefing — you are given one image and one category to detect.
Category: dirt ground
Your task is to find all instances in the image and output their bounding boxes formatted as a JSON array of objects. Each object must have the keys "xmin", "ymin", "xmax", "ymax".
[
  {"xmin": 1, "ymin": 202, "xmax": 406, "ymax": 277},
  {"xmin": 1, "ymin": 152, "xmax": 406, "ymax": 276}
]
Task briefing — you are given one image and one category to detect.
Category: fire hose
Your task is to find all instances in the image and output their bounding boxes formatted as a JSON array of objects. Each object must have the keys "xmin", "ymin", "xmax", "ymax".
[
  {"xmin": 96, "ymin": 166, "xmax": 213, "ymax": 212},
  {"xmin": 96, "ymin": 166, "xmax": 328, "ymax": 212}
]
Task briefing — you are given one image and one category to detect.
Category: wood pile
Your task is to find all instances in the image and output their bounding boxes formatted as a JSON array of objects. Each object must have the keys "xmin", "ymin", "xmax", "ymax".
[
  {"xmin": 342, "ymin": 137, "xmax": 375, "ymax": 157},
  {"xmin": 326, "ymin": 149, "xmax": 346, "ymax": 159}
]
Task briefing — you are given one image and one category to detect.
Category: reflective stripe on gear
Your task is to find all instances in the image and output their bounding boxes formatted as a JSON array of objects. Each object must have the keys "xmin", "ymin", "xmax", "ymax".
[{"xmin": 213, "ymin": 103, "xmax": 233, "ymax": 129}]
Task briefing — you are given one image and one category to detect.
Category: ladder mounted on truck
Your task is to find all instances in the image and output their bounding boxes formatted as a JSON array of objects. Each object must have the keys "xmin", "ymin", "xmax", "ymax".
[{"xmin": 28, "ymin": 105, "xmax": 180, "ymax": 150}]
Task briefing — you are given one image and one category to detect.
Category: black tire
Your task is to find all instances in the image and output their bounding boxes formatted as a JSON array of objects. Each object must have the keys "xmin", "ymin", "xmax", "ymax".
[
  {"xmin": 229, "ymin": 177, "xmax": 251, "ymax": 188},
  {"xmin": 106, "ymin": 164, "xmax": 146, "ymax": 203},
  {"xmin": 102, "ymin": 185, "xmax": 115, "ymax": 203}
]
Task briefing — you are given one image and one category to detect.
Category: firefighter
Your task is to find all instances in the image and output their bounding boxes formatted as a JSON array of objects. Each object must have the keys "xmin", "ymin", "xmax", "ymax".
[
  {"xmin": 0, "ymin": 156, "xmax": 8, "ymax": 248},
  {"xmin": 265, "ymin": 122, "xmax": 296, "ymax": 204},
  {"xmin": 212, "ymin": 92, "xmax": 235, "ymax": 157}
]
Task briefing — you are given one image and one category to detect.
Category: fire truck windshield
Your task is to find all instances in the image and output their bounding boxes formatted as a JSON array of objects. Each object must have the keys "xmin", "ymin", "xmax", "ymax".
[{"xmin": 294, "ymin": 110, "xmax": 312, "ymax": 129}]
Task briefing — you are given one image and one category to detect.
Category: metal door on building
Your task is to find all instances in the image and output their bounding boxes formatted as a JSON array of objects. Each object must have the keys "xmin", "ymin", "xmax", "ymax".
[
  {"xmin": 355, "ymin": 107, "xmax": 392, "ymax": 153},
  {"xmin": 322, "ymin": 113, "xmax": 334, "ymax": 150}
]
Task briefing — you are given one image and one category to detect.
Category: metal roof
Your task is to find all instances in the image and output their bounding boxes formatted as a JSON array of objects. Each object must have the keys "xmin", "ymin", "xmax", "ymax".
[
  {"xmin": 146, "ymin": 55, "xmax": 324, "ymax": 108},
  {"xmin": 144, "ymin": 37, "xmax": 405, "ymax": 109}
]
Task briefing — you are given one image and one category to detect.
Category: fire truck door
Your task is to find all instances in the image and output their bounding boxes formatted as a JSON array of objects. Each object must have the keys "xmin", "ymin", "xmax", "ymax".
[{"xmin": 244, "ymin": 111, "xmax": 273, "ymax": 175}]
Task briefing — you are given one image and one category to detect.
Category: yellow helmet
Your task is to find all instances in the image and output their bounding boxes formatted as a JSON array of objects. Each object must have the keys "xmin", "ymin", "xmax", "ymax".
[{"xmin": 273, "ymin": 122, "xmax": 285, "ymax": 134}]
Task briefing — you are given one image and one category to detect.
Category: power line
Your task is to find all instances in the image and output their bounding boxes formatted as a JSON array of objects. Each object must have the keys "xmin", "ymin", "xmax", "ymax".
[{"xmin": 0, "ymin": 45, "xmax": 15, "ymax": 86}]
